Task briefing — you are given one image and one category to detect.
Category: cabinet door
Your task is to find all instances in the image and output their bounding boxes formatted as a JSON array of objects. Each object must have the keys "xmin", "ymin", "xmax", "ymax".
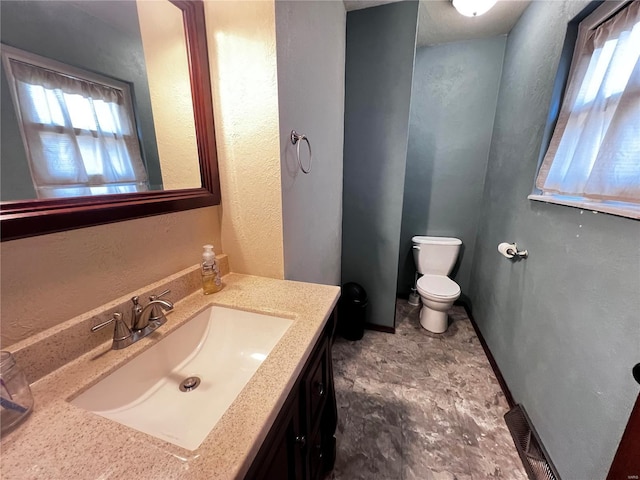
[
  {"xmin": 304, "ymin": 337, "xmax": 329, "ymax": 434},
  {"xmin": 307, "ymin": 423, "xmax": 326, "ymax": 480},
  {"xmin": 251, "ymin": 392, "xmax": 303, "ymax": 480}
]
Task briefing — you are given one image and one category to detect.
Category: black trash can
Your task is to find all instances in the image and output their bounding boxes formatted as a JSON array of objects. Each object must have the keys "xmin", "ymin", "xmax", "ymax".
[{"xmin": 339, "ymin": 282, "xmax": 368, "ymax": 341}]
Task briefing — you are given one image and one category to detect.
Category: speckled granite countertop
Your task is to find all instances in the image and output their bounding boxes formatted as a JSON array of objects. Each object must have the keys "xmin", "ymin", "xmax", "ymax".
[{"xmin": 0, "ymin": 272, "xmax": 340, "ymax": 479}]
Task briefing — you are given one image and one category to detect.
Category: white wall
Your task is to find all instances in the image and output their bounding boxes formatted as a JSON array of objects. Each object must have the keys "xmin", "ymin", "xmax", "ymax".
[{"xmin": 275, "ymin": 0, "xmax": 346, "ymax": 285}]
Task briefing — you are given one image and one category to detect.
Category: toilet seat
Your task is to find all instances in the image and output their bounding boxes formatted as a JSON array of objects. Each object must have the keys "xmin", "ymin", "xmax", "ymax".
[{"xmin": 416, "ymin": 274, "xmax": 460, "ymax": 301}]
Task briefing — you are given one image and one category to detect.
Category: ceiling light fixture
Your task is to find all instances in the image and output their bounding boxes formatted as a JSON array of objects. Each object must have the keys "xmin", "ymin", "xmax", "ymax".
[{"xmin": 452, "ymin": 0, "xmax": 498, "ymax": 17}]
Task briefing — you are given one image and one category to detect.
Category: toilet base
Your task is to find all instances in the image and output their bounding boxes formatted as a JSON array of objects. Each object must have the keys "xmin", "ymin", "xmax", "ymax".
[{"xmin": 419, "ymin": 306, "xmax": 449, "ymax": 333}]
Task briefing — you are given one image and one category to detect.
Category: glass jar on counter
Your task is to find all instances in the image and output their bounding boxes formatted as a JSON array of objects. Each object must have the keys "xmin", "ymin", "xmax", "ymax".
[{"xmin": 1, "ymin": 351, "xmax": 34, "ymax": 434}]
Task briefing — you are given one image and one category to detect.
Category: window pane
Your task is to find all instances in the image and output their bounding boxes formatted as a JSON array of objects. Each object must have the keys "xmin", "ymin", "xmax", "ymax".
[
  {"xmin": 39, "ymin": 132, "xmax": 84, "ymax": 181},
  {"xmin": 102, "ymin": 136, "xmax": 136, "ymax": 180},
  {"xmin": 93, "ymin": 100, "xmax": 118, "ymax": 133},
  {"xmin": 76, "ymin": 136, "xmax": 104, "ymax": 177},
  {"xmin": 23, "ymin": 83, "xmax": 52, "ymax": 124},
  {"xmin": 575, "ymin": 40, "xmax": 616, "ymax": 107},
  {"xmin": 18, "ymin": 83, "xmax": 65, "ymax": 126},
  {"xmin": 602, "ymin": 21, "xmax": 640, "ymax": 98},
  {"xmin": 44, "ymin": 88, "xmax": 65, "ymax": 126},
  {"xmin": 63, "ymin": 93, "xmax": 97, "ymax": 130}
]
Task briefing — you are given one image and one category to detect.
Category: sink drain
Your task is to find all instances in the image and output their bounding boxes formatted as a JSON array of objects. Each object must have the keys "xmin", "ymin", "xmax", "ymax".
[{"xmin": 179, "ymin": 376, "xmax": 201, "ymax": 392}]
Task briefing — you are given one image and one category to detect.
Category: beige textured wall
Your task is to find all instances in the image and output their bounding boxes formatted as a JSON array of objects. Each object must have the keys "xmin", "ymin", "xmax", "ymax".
[
  {"xmin": 206, "ymin": 0, "xmax": 285, "ymax": 279},
  {"xmin": 137, "ymin": 0, "xmax": 200, "ymax": 190},
  {"xmin": 0, "ymin": 207, "xmax": 221, "ymax": 347}
]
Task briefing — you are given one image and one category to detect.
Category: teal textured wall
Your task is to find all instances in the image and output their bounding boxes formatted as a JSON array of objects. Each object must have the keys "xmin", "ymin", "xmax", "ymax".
[
  {"xmin": 469, "ymin": 2, "xmax": 640, "ymax": 478},
  {"xmin": 342, "ymin": 1, "xmax": 418, "ymax": 328},
  {"xmin": 398, "ymin": 36, "xmax": 506, "ymax": 298},
  {"xmin": 276, "ymin": 0, "xmax": 346, "ymax": 286}
]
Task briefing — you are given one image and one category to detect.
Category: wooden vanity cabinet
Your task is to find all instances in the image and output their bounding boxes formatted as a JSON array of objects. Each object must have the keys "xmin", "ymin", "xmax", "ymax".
[{"xmin": 245, "ymin": 309, "xmax": 338, "ymax": 480}]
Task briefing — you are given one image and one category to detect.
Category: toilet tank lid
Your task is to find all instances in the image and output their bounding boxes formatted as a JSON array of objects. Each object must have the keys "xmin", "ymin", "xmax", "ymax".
[{"xmin": 412, "ymin": 236, "xmax": 462, "ymax": 246}]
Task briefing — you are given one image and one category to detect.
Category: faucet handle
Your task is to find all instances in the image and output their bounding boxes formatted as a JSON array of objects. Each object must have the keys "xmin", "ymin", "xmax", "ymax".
[
  {"xmin": 92, "ymin": 312, "xmax": 121, "ymax": 332},
  {"xmin": 149, "ymin": 289, "xmax": 171, "ymax": 302},
  {"xmin": 91, "ymin": 313, "xmax": 132, "ymax": 349},
  {"xmin": 148, "ymin": 289, "xmax": 173, "ymax": 323}
]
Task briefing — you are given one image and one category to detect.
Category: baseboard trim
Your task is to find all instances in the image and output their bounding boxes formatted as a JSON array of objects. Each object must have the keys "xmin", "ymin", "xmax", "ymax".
[
  {"xmin": 365, "ymin": 322, "xmax": 395, "ymax": 334},
  {"xmin": 456, "ymin": 300, "xmax": 516, "ymax": 408}
]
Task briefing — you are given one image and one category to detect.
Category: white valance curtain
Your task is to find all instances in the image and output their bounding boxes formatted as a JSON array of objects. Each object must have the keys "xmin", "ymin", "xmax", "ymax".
[
  {"xmin": 535, "ymin": 1, "xmax": 640, "ymax": 203},
  {"xmin": 9, "ymin": 59, "xmax": 148, "ymax": 197}
]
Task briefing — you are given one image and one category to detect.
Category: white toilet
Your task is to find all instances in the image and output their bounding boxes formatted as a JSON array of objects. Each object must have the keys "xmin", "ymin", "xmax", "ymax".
[{"xmin": 412, "ymin": 236, "xmax": 462, "ymax": 333}]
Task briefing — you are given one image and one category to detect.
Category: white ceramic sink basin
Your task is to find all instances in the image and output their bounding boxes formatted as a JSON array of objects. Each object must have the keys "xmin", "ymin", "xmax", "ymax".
[{"xmin": 71, "ymin": 306, "xmax": 293, "ymax": 450}]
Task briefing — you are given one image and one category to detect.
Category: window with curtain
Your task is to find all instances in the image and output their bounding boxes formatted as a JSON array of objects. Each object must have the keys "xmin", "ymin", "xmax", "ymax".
[
  {"xmin": 531, "ymin": 1, "xmax": 640, "ymax": 219},
  {"xmin": 2, "ymin": 46, "xmax": 149, "ymax": 198}
]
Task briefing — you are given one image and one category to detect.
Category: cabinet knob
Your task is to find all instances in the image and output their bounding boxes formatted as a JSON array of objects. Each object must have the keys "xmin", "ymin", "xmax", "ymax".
[
  {"xmin": 316, "ymin": 381, "xmax": 325, "ymax": 397},
  {"xmin": 295, "ymin": 435, "xmax": 306, "ymax": 448}
]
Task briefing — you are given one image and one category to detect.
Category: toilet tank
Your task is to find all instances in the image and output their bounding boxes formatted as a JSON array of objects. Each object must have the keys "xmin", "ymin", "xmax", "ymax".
[{"xmin": 412, "ymin": 236, "xmax": 462, "ymax": 275}]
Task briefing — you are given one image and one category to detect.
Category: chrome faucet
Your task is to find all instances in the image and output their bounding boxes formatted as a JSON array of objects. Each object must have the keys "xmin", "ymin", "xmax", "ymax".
[
  {"xmin": 92, "ymin": 289, "xmax": 174, "ymax": 350},
  {"xmin": 131, "ymin": 289, "xmax": 174, "ymax": 331}
]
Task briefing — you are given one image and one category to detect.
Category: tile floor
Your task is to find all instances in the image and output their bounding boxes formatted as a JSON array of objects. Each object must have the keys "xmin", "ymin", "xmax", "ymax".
[{"xmin": 329, "ymin": 299, "xmax": 527, "ymax": 480}]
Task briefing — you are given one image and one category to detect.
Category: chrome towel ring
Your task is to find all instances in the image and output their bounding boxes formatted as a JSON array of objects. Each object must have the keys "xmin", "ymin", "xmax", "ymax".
[{"xmin": 290, "ymin": 130, "xmax": 312, "ymax": 174}]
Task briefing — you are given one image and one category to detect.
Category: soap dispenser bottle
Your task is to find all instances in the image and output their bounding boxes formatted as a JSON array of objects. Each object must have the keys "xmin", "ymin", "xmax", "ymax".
[{"xmin": 201, "ymin": 244, "xmax": 222, "ymax": 294}]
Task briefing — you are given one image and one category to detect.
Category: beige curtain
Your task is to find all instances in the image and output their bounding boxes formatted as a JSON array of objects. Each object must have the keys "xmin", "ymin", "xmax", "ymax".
[
  {"xmin": 9, "ymin": 59, "xmax": 148, "ymax": 197},
  {"xmin": 536, "ymin": 1, "xmax": 640, "ymax": 203}
]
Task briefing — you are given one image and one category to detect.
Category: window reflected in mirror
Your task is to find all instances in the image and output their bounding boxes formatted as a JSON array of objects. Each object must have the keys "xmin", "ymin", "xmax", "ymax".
[
  {"xmin": 0, "ymin": 0, "xmax": 202, "ymax": 202},
  {"xmin": 3, "ymin": 46, "xmax": 150, "ymax": 198}
]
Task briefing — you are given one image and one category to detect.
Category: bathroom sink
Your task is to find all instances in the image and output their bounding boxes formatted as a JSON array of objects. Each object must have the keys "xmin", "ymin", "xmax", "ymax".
[{"xmin": 71, "ymin": 306, "xmax": 293, "ymax": 451}]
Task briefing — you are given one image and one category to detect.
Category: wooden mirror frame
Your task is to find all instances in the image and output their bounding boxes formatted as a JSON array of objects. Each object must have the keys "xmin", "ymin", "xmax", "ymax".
[{"xmin": 0, "ymin": 0, "xmax": 220, "ymax": 242}]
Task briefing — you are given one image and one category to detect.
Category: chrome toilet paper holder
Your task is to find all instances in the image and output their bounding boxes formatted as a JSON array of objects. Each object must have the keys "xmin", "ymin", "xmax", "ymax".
[{"xmin": 498, "ymin": 242, "xmax": 528, "ymax": 259}]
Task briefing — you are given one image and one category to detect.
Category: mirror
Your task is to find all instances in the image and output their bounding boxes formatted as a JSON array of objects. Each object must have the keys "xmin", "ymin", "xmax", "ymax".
[{"xmin": 0, "ymin": 0, "xmax": 220, "ymax": 241}]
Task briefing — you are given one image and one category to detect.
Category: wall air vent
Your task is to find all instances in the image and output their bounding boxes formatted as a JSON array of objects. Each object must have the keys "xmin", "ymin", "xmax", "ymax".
[{"xmin": 504, "ymin": 404, "xmax": 561, "ymax": 480}]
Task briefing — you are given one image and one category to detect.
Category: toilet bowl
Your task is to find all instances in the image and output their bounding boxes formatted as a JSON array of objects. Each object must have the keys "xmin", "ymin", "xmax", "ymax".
[
  {"xmin": 412, "ymin": 236, "xmax": 462, "ymax": 333},
  {"xmin": 416, "ymin": 274, "xmax": 460, "ymax": 333}
]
